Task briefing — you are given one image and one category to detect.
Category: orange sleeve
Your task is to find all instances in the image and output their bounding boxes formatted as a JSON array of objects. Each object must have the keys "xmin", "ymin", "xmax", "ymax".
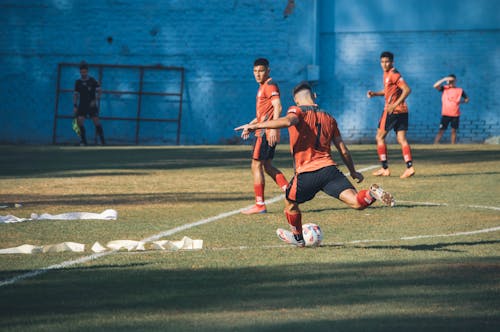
[
  {"xmin": 287, "ymin": 106, "xmax": 302, "ymax": 118},
  {"xmin": 265, "ymin": 83, "xmax": 280, "ymax": 100}
]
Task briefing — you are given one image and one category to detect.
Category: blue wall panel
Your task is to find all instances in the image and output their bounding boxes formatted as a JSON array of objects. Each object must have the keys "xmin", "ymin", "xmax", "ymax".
[{"xmin": 0, "ymin": 0, "xmax": 498, "ymax": 144}]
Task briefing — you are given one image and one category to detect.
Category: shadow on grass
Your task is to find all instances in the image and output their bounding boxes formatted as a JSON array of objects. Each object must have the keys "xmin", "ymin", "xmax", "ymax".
[
  {"xmin": 0, "ymin": 191, "xmax": 251, "ymax": 207},
  {"xmin": 0, "ymin": 258, "xmax": 498, "ymax": 331},
  {"xmin": 1, "ymin": 145, "xmax": 499, "ymax": 179},
  {"xmin": 351, "ymin": 240, "xmax": 500, "ymax": 253}
]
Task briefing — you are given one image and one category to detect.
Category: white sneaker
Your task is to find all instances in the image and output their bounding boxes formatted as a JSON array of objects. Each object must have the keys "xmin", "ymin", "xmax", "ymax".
[
  {"xmin": 276, "ymin": 228, "xmax": 305, "ymax": 247},
  {"xmin": 369, "ymin": 184, "xmax": 395, "ymax": 207}
]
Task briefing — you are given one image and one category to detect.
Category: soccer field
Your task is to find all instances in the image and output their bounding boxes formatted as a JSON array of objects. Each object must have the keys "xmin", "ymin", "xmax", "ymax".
[{"xmin": 0, "ymin": 144, "xmax": 499, "ymax": 331}]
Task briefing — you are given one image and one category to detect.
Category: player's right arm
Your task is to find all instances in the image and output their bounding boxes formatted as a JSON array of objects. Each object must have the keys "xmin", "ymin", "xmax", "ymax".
[
  {"xmin": 73, "ymin": 81, "xmax": 79, "ymax": 116},
  {"xmin": 332, "ymin": 135, "xmax": 364, "ymax": 183},
  {"xmin": 433, "ymin": 77, "xmax": 453, "ymax": 90},
  {"xmin": 367, "ymin": 90, "xmax": 384, "ymax": 98}
]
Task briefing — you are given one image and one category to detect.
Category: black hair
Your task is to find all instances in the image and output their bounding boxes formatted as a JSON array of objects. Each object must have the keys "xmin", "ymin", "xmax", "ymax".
[
  {"xmin": 448, "ymin": 74, "xmax": 456, "ymax": 79},
  {"xmin": 253, "ymin": 58, "xmax": 269, "ymax": 67},
  {"xmin": 380, "ymin": 51, "xmax": 394, "ymax": 61},
  {"xmin": 292, "ymin": 81, "xmax": 313, "ymax": 96},
  {"xmin": 79, "ymin": 61, "xmax": 88, "ymax": 70}
]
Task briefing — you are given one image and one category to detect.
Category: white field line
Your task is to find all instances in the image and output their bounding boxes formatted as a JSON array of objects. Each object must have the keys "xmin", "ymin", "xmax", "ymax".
[
  {"xmin": 0, "ymin": 165, "xmax": 378, "ymax": 288},
  {"xmin": 397, "ymin": 200, "xmax": 500, "ymax": 211},
  {"xmin": 0, "ymin": 164, "xmax": 493, "ymax": 287},
  {"xmin": 208, "ymin": 225, "xmax": 500, "ymax": 251},
  {"xmin": 0, "ymin": 188, "xmax": 288, "ymax": 288}
]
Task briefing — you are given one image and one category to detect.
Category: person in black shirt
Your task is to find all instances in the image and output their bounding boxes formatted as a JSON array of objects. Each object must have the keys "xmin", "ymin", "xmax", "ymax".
[{"xmin": 73, "ymin": 61, "xmax": 105, "ymax": 145}]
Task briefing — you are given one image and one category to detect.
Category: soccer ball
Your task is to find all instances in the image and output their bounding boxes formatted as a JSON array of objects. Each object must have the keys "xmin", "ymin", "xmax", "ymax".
[{"xmin": 302, "ymin": 223, "xmax": 323, "ymax": 247}]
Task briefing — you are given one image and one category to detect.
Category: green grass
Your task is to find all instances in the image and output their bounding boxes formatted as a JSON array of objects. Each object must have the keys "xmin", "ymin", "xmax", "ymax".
[{"xmin": 0, "ymin": 144, "xmax": 499, "ymax": 331}]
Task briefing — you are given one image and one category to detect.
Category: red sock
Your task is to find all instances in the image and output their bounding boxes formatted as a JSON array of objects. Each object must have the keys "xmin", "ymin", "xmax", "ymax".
[
  {"xmin": 285, "ymin": 211, "xmax": 302, "ymax": 235},
  {"xmin": 254, "ymin": 183, "xmax": 265, "ymax": 205},
  {"xmin": 402, "ymin": 145, "xmax": 412, "ymax": 163},
  {"xmin": 356, "ymin": 190, "xmax": 375, "ymax": 208},
  {"xmin": 377, "ymin": 144, "xmax": 387, "ymax": 162},
  {"xmin": 275, "ymin": 173, "xmax": 288, "ymax": 191}
]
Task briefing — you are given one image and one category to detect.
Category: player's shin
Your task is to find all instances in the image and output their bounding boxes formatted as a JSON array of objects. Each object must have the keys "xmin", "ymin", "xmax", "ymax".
[
  {"xmin": 356, "ymin": 189, "xmax": 375, "ymax": 209},
  {"xmin": 285, "ymin": 210, "xmax": 303, "ymax": 236}
]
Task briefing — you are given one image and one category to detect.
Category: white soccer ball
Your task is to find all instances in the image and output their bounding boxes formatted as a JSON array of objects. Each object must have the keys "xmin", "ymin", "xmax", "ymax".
[{"xmin": 302, "ymin": 223, "xmax": 323, "ymax": 247}]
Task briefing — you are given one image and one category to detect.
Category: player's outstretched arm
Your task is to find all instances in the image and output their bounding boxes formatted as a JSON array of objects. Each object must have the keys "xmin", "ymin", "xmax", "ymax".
[
  {"xmin": 235, "ymin": 114, "xmax": 298, "ymax": 133},
  {"xmin": 367, "ymin": 90, "xmax": 384, "ymax": 98}
]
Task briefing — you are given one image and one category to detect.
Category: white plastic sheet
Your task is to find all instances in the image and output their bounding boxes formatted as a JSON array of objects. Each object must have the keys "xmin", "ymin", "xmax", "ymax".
[
  {"xmin": 0, "ymin": 209, "xmax": 117, "ymax": 224},
  {"xmin": 0, "ymin": 237, "xmax": 203, "ymax": 254}
]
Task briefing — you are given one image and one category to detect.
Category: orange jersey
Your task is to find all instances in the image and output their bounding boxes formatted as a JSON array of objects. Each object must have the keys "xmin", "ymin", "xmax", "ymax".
[
  {"xmin": 383, "ymin": 68, "xmax": 408, "ymax": 114},
  {"xmin": 287, "ymin": 105, "xmax": 339, "ymax": 174},
  {"xmin": 255, "ymin": 78, "xmax": 280, "ymax": 137},
  {"xmin": 441, "ymin": 85, "xmax": 464, "ymax": 117}
]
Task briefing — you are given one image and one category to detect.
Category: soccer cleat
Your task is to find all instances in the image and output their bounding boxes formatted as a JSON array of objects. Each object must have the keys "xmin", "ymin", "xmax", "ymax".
[
  {"xmin": 369, "ymin": 184, "xmax": 395, "ymax": 207},
  {"xmin": 241, "ymin": 204, "xmax": 267, "ymax": 215},
  {"xmin": 276, "ymin": 228, "xmax": 306, "ymax": 247},
  {"xmin": 400, "ymin": 167, "xmax": 415, "ymax": 179},
  {"xmin": 372, "ymin": 167, "xmax": 391, "ymax": 177}
]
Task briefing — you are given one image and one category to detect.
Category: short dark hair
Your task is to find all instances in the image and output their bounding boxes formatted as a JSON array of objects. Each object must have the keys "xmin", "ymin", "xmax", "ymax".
[
  {"xmin": 448, "ymin": 74, "xmax": 456, "ymax": 79},
  {"xmin": 292, "ymin": 81, "xmax": 313, "ymax": 96},
  {"xmin": 253, "ymin": 58, "xmax": 269, "ymax": 67},
  {"xmin": 380, "ymin": 51, "xmax": 394, "ymax": 61},
  {"xmin": 79, "ymin": 61, "xmax": 88, "ymax": 70}
]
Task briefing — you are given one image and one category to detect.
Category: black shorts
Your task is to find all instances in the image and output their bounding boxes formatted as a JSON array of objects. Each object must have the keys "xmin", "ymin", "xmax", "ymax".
[
  {"xmin": 379, "ymin": 112, "xmax": 409, "ymax": 132},
  {"xmin": 286, "ymin": 165, "xmax": 355, "ymax": 204},
  {"xmin": 439, "ymin": 116, "xmax": 459, "ymax": 130},
  {"xmin": 252, "ymin": 134, "xmax": 275, "ymax": 160},
  {"xmin": 77, "ymin": 106, "xmax": 99, "ymax": 118}
]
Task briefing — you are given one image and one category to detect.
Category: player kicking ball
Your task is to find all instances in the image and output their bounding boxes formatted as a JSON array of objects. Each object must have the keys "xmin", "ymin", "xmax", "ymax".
[{"xmin": 236, "ymin": 82, "xmax": 395, "ymax": 247}]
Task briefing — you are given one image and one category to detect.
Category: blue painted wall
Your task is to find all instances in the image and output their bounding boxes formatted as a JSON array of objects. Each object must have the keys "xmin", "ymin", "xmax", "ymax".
[{"xmin": 0, "ymin": 0, "xmax": 498, "ymax": 144}]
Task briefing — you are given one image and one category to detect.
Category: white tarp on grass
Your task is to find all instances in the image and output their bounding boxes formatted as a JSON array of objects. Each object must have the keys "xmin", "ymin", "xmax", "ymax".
[
  {"xmin": 0, "ymin": 237, "xmax": 203, "ymax": 254},
  {"xmin": 0, "ymin": 209, "xmax": 117, "ymax": 224}
]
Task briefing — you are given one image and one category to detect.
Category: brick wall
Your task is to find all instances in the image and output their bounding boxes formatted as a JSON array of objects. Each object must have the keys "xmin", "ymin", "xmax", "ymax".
[
  {"xmin": 319, "ymin": 30, "xmax": 500, "ymax": 143},
  {"xmin": 0, "ymin": 0, "xmax": 498, "ymax": 144},
  {"xmin": 0, "ymin": 0, "xmax": 314, "ymax": 144}
]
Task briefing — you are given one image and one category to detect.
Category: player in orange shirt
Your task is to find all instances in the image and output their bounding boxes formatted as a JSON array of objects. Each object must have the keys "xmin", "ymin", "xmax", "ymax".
[
  {"xmin": 433, "ymin": 74, "xmax": 469, "ymax": 144},
  {"xmin": 240, "ymin": 58, "xmax": 289, "ymax": 214},
  {"xmin": 236, "ymin": 81, "xmax": 394, "ymax": 247},
  {"xmin": 367, "ymin": 51, "xmax": 415, "ymax": 179}
]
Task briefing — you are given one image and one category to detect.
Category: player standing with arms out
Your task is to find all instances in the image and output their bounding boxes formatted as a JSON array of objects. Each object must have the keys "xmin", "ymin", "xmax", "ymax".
[
  {"xmin": 236, "ymin": 82, "xmax": 394, "ymax": 247},
  {"xmin": 73, "ymin": 61, "xmax": 105, "ymax": 146},
  {"xmin": 367, "ymin": 51, "xmax": 415, "ymax": 179},
  {"xmin": 239, "ymin": 58, "xmax": 289, "ymax": 215},
  {"xmin": 433, "ymin": 74, "xmax": 469, "ymax": 144}
]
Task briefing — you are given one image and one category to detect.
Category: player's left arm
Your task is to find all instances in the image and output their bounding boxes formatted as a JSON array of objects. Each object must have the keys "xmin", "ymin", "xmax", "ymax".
[
  {"xmin": 387, "ymin": 79, "xmax": 411, "ymax": 114},
  {"xmin": 332, "ymin": 135, "xmax": 364, "ymax": 183},
  {"xmin": 73, "ymin": 83, "xmax": 79, "ymax": 116},
  {"xmin": 267, "ymin": 97, "xmax": 283, "ymax": 146},
  {"xmin": 462, "ymin": 90, "xmax": 469, "ymax": 103}
]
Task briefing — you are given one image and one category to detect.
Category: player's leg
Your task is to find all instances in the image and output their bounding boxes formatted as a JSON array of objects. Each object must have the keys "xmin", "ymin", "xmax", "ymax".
[
  {"xmin": 76, "ymin": 114, "xmax": 87, "ymax": 146},
  {"xmin": 242, "ymin": 158, "xmax": 267, "ymax": 214},
  {"xmin": 242, "ymin": 135, "xmax": 268, "ymax": 214},
  {"xmin": 320, "ymin": 165, "xmax": 394, "ymax": 208},
  {"xmin": 91, "ymin": 115, "xmax": 105, "ymax": 145},
  {"xmin": 434, "ymin": 129, "xmax": 445, "ymax": 144},
  {"xmin": 263, "ymin": 159, "xmax": 288, "ymax": 191},
  {"xmin": 434, "ymin": 116, "xmax": 448, "ymax": 144},
  {"xmin": 450, "ymin": 128, "xmax": 457, "ymax": 144},
  {"xmin": 276, "ymin": 199, "xmax": 305, "ymax": 247},
  {"xmin": 277, "ymin": 175, "xmax": 308, "ymax": 247},
  {"xmin": 450, "ymin": 117, "xmax": 459, "ymax": 144},
  {"xmin": 373, "ymin": 128, "xmax": 390, "ymax": 176},
  {"xmin": 397, "ymin": 130, "xmax": 415, "ymax": 178}
]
